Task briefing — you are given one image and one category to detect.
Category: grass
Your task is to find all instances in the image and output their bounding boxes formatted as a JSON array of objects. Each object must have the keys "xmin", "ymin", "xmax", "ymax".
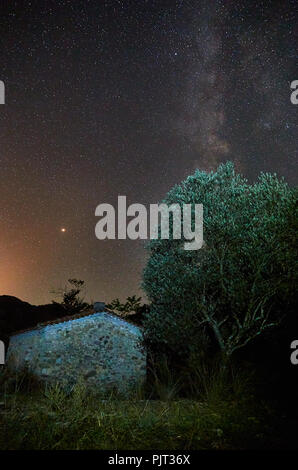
[
  {"xmin": 0, "ymin": 361, "xmax": 285, "ymax": 450},
  {"xmin": 0, "ymin": 388, "xmax": 272, "ymax": 450}
]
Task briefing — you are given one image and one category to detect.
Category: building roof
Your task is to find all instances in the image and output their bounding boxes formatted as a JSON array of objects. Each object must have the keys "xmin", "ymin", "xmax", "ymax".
[{"xmin": 10, "ymin": 307, "xmax": 139, "ymax": 337}]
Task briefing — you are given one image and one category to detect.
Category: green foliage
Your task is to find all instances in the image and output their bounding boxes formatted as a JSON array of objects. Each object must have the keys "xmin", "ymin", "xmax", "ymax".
[
  {"xmin": 142, "ymin": 162, "xmax": 297, "ymax": 358},
  {"xmin": 51, "ymin": 279, "xmax": 91, "ymax": 315},
  {"xmin": 107, "ymin": 295, "xmax": 142, "ymax": 316},
  {"xmin": 0, "ymin": 365, "xmax": 277, "ymax": 450}
]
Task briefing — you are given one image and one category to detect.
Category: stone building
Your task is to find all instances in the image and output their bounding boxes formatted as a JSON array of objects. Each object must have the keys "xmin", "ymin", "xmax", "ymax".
[{"xmin": 6, "ymin": 308, "xmax": 146, "ymax": 395}]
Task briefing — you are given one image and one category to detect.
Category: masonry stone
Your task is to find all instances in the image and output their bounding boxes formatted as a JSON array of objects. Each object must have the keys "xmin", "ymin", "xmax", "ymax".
[{"xmin": 6, "ymin": 312, "xmax": 146, "ymax": 395}]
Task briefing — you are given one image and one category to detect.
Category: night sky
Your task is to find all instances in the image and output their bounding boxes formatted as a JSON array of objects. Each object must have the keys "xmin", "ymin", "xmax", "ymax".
[{"xmin": 0, "ymin": 0, "xmax": 297, "ymax": 305}]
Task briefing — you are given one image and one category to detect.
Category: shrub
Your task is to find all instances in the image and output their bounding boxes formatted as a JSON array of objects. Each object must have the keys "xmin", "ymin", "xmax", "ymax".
[
  {"xmin": 107, "ymin": 295, "xmax": 142, "ymax": 316},
  {"xmin": 107, "ymin": 296, "xmax": 149, "ymax": 326}
]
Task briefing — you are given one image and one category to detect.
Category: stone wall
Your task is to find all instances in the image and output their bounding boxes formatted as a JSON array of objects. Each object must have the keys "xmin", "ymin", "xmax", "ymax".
[{"xmin": 6, "ymin": 312, "xmax": 146, "ymax": 394}]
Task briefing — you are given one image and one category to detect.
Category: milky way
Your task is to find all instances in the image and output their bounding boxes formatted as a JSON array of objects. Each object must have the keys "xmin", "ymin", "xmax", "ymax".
[{"xmin": 0, "ymin": 0, "xmax": 297, "ymax": 304}]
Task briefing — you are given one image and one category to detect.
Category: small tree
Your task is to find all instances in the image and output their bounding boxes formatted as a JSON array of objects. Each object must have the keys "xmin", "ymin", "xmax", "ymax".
[
  {"xmin": 107, "ymin": 295, "xmax": 142, "ymax": 316},
  {"xmin": 51, "ymin": 279, "xmax": 91, "ymax": 315},
  {"xmin": 142, "ymin": 162, "xmax": 297, "ymax": 360}
]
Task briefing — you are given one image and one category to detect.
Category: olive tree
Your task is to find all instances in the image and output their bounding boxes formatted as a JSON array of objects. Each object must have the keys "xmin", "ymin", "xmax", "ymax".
[{"xmin": 142, "ymin": 162, "xmax": 297, "ymax": 359}]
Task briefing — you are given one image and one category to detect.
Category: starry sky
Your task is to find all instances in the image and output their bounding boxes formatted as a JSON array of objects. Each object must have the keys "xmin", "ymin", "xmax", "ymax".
[{"xmin": 0, "ymin": 0, "xmax": 297, "ymax": 305}]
